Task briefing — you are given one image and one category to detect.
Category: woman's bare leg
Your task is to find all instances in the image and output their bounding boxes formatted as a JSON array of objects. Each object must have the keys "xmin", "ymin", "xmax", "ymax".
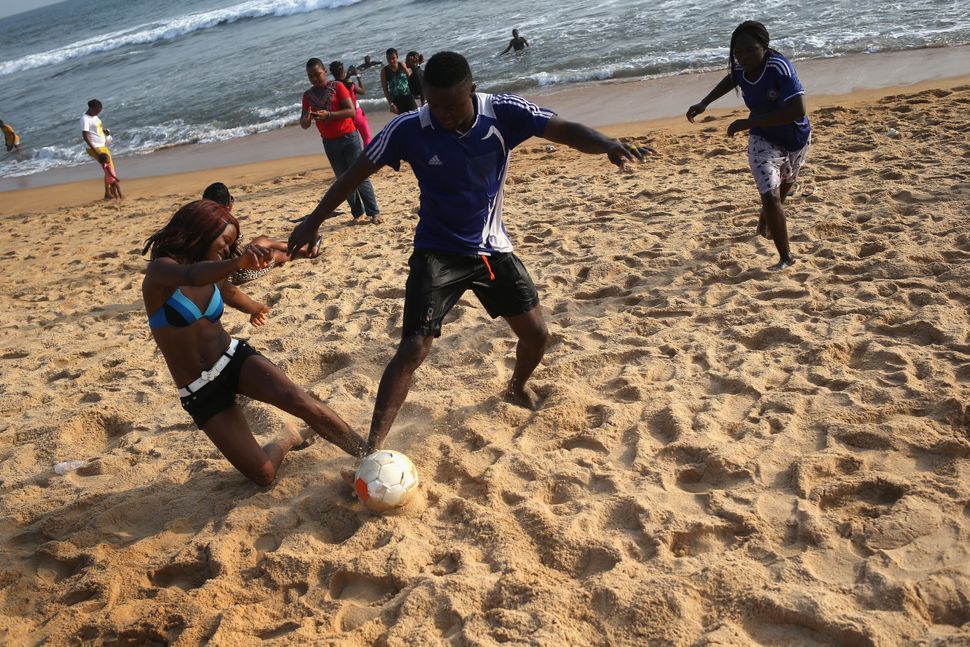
[
  {"xmin": 237, "ymin": 355, "xmax": 368, "ymax": 458},
  {"xmin": 201, "ymin": 406, "xmax": 301, "ymax": 486}
]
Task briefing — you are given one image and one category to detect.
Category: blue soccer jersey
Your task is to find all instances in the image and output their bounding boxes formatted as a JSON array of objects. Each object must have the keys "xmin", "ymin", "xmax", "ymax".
[
  {"xmin": 364, "ymin": 93, "xmax": 555, "ymax": 256},
  {"xmin": 732, "ymin": 52, "xmax": 811, "ymax": 151}
]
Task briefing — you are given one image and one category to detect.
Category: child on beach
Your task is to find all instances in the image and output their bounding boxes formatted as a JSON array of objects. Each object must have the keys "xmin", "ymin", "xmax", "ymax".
[
  {"xmin": 201, "ymin": 182, "xmax": 320, "ymax": 284},
  {"xmin": 142, "ymin": 199, "xmax": 368, "ymax": 485},
  {"xmin": 686, "ymin": 20, "xmax": 811, "ymax": 271},
  {"xmin": 98, "ymin": 153, "xmax": 123, "ymax": 199}
]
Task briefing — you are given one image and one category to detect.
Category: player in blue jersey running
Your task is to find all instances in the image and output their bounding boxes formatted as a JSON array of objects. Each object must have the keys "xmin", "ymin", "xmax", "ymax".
[
  {"xmin": 289, "ymin": 51, "xmax": 649, "ymax": 452},
  {"xmin": 686, "ymin": 21, "xmax": 811, "ymax": 271}
]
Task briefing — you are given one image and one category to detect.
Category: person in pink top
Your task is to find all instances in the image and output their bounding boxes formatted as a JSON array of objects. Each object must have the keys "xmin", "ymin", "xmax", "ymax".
[
  {"xmin": 330, "ymin": 60, "xmax": 371, "ymax": 146},
  {"xmin": 98, "ymin": 152, "xmax": 123, "ymax": 199}
]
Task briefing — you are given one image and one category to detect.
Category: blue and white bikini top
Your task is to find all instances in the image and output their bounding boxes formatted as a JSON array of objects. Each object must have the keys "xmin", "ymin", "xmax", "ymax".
[{"xmin": 148, "ymin": 285, "xmax": 224, "ymax": 329}]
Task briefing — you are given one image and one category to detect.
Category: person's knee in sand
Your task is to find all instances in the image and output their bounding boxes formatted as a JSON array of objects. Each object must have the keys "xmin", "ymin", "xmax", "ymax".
[
  {"xmin": 142, "ymin": 200, "xmax": 367, "ymax": 486},
  {"xmin": 288, "ymin": 51, "xmax": 651, "ymax": 456},
  {"xmin": 686, "ymin": 20, "xmax": 810, "ymax": 272}
]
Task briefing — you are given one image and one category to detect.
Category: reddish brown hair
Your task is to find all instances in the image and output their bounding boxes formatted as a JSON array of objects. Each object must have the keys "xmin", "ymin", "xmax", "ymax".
[{"xmin": 142, "ymin": 199, "xmax": 241, "ymax": 263}]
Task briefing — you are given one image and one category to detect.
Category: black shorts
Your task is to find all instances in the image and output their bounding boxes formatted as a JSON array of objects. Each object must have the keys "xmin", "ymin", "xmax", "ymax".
[
  {"xmin": 179, "ymin": 340, "xmax": 261, "ymax": 428},
  {"xmin": 391, "ymin": 94, "xmax": 418, "ymax": 113},
  {"xmin": 402, "ymin": 250, "xmax": 540, "ymax": 338}
]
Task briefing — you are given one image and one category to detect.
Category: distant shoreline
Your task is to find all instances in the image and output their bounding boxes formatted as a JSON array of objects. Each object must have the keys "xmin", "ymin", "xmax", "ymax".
[{"xmin": 1, "ymin": 45, "xmax": 968, "ymax": 216}]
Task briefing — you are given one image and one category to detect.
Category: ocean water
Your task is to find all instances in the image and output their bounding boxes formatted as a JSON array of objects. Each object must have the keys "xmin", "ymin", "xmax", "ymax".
[{"xmin": 1, "ymin": 0, "xmax": 968, "ymax": 179}]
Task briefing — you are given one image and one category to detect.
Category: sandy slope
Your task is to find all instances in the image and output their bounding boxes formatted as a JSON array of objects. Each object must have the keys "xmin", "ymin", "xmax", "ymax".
[{"xmin": 0, "ymin": 83, "xmax": 968, "ymax": 646}]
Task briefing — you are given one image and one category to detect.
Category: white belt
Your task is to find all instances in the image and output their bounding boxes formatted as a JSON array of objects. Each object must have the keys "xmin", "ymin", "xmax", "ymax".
[{"xmin": 178, "ymin": 338, "xmax": 239, "ymax": 397}]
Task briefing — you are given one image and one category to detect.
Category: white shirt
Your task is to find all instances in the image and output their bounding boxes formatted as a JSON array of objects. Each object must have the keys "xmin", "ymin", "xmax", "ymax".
[{"xmin": 80, "ymin": 113, "xmax": 106, "ymax": 148}]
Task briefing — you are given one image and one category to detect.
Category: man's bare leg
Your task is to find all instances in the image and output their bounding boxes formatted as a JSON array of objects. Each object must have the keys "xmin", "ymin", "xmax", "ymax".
[
  {"xmin": 366, "ymin": 335, "xmax": 435, "ymax": 452},
  {"xmin": 502, "ymin": 306, "xmax": 549, "ymax": 410}
]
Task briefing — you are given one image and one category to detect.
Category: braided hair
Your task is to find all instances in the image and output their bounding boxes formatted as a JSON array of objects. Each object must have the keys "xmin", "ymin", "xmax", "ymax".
[
  {"xmin": 143, "ymin": 200, "xmax": 240, "ymax": 263},
  {"xmin": 729, "ymin": 21, "xmax": 775, "ymax": 73}
]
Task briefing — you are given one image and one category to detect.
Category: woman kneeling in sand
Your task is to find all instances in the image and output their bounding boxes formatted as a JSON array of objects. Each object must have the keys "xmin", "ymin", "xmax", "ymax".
[{"xmin": 142, "ymin": 199, "xmax": 367, "ymax": 485}]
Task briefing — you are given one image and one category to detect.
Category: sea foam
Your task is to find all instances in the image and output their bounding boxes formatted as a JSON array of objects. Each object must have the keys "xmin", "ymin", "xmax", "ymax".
[{"xmin": 0, "ymin": 0, "xmax": 360, "ymax": 77}]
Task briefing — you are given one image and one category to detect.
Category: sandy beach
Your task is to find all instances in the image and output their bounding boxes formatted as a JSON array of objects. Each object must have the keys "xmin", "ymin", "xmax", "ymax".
[{"xmin": 0, "ymin": 53, "xmax": 969, "ymax": 645}]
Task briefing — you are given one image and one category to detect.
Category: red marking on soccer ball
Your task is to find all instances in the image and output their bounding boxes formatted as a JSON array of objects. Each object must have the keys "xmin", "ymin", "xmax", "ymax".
[{"xmin": 355, "ymin": 478, "xmax": 370, "ymax": 502}]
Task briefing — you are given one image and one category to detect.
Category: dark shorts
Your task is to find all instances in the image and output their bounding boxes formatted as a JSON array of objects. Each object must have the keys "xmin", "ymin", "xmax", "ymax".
[
  {"xmin": 179, "ymin": 340, "xmax": 261, "ymax": 428},
  {"xmin": 391, "ymin": 94, "xmax": 418, "ymax": 113},
  {"xmin": 402, "ymin": 250, "xmax": 540, "ymax": 338}
]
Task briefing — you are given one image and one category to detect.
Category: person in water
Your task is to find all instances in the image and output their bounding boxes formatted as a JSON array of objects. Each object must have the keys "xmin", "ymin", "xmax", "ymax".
[
  {"xmin": 500, "ymin": 29, "xmax": 530, "ymax": 55},
  {"xmin": 686, "ymin": 21, "xmax": 810, "ymax": 271},
  {"xmin": 142, "ymin": 199, "xmax": 368, "ymax": 485}
]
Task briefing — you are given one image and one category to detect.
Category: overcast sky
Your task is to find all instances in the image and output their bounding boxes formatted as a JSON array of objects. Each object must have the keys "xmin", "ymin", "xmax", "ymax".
[{"xmin": 0, "ymin": 0, "xmax": 65, "ymax": 20}]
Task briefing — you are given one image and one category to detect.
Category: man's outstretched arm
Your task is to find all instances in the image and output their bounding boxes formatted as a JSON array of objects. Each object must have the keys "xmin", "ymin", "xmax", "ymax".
[
  {"xmin": 287, "ymin": 155, "xmax": 381, "ymax": 256},
  {"xmin": 542, "ymin": 116, "xmax": 653, "ymax": 169}
]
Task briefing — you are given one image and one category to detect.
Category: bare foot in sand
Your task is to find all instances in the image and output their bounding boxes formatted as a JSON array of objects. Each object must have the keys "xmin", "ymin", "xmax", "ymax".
[
  {"xmin": 757, "ymin": 207, "xmax": 772, "ymax": 239},
  {"xmin": 767, "ymin": 257, "xmax": 796, "ymax": 272},
  {"xmin": 504, "ymin": 380, "xmax": 541, "ymax": 410},
  {"xmin": 282, "ymin": 423, "xmax": 315, "ymax": 451}
]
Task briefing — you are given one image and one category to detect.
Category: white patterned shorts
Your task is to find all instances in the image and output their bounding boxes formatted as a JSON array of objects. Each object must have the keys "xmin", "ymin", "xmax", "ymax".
[{"xmin": 747, "ymin": 133, "xmax": 810, "ymax": 196}]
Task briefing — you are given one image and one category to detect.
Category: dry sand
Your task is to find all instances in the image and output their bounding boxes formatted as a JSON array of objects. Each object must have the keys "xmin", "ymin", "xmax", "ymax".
[{"xmin": 0, "ymin": 78, "xmax": 969, "ymax": 646}]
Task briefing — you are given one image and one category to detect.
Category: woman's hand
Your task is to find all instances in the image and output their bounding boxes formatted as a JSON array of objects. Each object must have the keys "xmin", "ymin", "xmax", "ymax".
[
  {"xmin": 686, "ymin": 102, "xmax": 707, "ymax": 122},
  {"xmin": 388, "ymin": 102, "xmax": 399, "ymax": 114},
  {"xmin": 238, "ymin": 244, "xmax": 271, "ymax": 271},
  {"xmin": 250, "ymin": 303, "xmax": 270, "ymax": 327}
]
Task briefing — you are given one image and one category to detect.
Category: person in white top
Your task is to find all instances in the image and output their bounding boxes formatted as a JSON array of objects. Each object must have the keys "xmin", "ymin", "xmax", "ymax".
[{"xmin": 81, "ymin": 99, "xmax": 116, "ymax": 200}]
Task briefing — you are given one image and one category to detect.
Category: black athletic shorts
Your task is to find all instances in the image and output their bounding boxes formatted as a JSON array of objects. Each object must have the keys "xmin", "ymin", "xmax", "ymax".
[
  {"xmin": 402, "ymin": 250, "xmax": 540, "ymax": 338},
  {"xmin": 179, "ymin": 340, "xmax": 261, "ymax": 428},
  {"xmin": 391, "ymin": 94, "xmax": 418, "ymax": 114}
]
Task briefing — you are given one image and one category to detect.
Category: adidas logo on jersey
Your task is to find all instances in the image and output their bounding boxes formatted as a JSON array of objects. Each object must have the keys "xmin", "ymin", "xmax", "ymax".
[{"xmin": 428, "ymin": 154, "xmax": 443, "ymax": 166}]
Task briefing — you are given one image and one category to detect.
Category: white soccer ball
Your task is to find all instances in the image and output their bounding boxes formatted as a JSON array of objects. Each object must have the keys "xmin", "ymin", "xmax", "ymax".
[{"xmin": 354, "ymin": 450, "xmax": 419, "ymax": 513}]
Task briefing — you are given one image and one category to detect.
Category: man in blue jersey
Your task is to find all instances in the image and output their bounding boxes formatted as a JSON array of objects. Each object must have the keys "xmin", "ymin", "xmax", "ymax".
[{"xmin": 289, "ymin": 51, "xmax": 647, "ymax": 452}]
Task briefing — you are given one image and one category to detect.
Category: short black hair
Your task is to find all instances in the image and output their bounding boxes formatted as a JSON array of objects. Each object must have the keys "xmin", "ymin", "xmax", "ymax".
[
  {"xmin": 385, "ymin": 48, "xmax": 397, "ymax": 57},
  {"xmin": 329, "ymin": 60, "xmax": 343, "ymax": 77},
  {"xmin": 87, "ymin": 99, "xmax": 102, "ymax": 110},
  {"xmin": 202, "ymin": 182, "xmax": 232, "ymax": 207},
  {"xmin": 306, "ymin": 57, "xmax": 325, "ymax": 70},
  {"xmin": 423, "ymin": 52, "xmax": 472, "ymax": 90}
]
